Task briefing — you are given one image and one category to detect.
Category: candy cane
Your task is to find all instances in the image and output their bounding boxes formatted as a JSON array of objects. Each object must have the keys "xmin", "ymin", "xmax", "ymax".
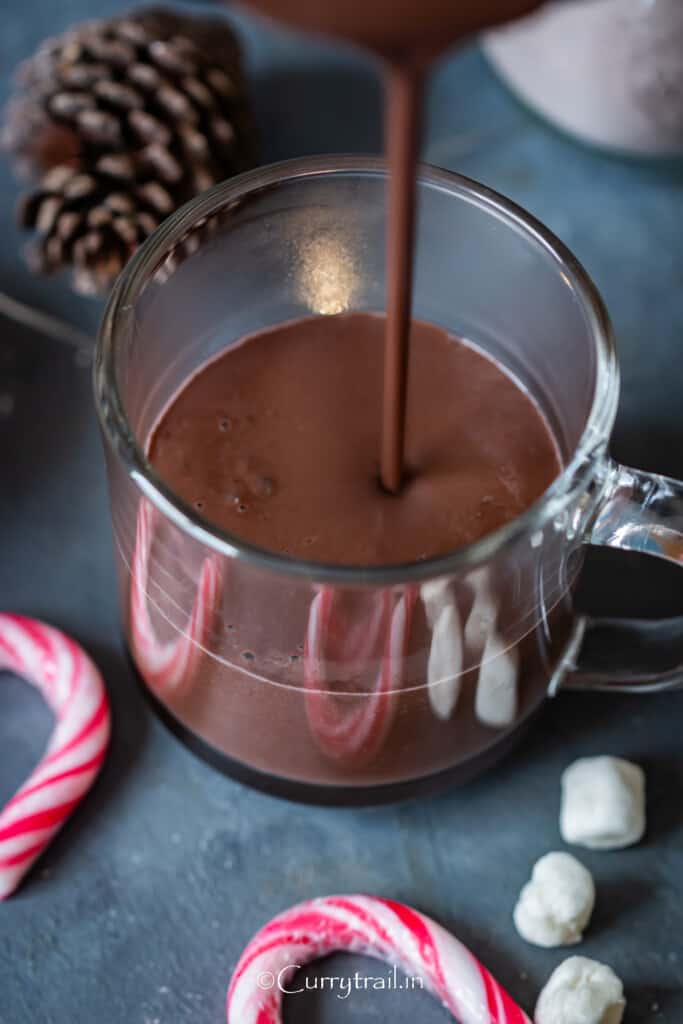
[
  {"xmin": 130, "ymin": 500, "xmax": 222, "ymax": 693},
  {"xmin": 0, "ymin": 614, "xmax": 110, "ymax": 899},
  {"xmin": 304, "ymin": 588, "xmax": 415, "ymax": 765},
  {"xmin": 227, "ymin": 894, "xmax": 531, "ymax": 1023}
]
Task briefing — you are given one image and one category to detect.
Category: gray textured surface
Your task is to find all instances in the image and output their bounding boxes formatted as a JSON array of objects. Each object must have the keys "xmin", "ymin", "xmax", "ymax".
[{"xmin": 1, "ymin": 2, "xmax": 682, "ymax": 1022}]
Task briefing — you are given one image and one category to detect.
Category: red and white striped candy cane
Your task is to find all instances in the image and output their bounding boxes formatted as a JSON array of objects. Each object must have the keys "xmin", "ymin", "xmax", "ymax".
[
  {"xmin": 0, "ymin": 614, "xmax": 111, "ymax": 899},
  {"xmin": 227, "ymin": 894, "xmax": 531, "ymax": 1023},
  {"xmin": 130, "ymin": 500, "xmax": 222, "ymax": 693},
  {"xmin": 304, "ymin": 588, "xmax": 416, "ymax": 765}
]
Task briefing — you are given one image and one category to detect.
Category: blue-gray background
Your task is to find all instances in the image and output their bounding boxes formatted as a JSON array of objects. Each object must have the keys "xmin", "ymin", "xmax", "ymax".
[{"xmin": 1, "ymin": 2, "xmax": 682, "ymax": 1021}]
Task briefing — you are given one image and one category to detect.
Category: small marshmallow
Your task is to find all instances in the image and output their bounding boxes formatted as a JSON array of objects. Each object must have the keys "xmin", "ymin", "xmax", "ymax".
[
  {"xmin": 463, "ymin": 568, "xmax": 496, "ymax": 654},
  {"xmin": 560, "ymin": 756, "xmax": 646, "ymax": 850},
  {"xmin": 475, "ymin": 629, "xmax": 519, "ymax": 728},
  {"xmin": 420, "ymin": 579, "xmax": 452, "ymax": 627},
  {"xmin": 535, "ymin": 956, "xmax": 625, "ymax": 1024},
  {"xmin": 514, "ymin": 852, "xmax": 595, "ymax": 948},
  {"xmin": 427, "ymin": 601, "xmax": 463, "ymax": 720}
]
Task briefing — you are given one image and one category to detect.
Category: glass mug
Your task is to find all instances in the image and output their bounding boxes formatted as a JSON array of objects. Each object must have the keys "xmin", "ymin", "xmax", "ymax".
[{"xmin": 95, "ymin": 157, "xmax": 683, "ymax": 804}]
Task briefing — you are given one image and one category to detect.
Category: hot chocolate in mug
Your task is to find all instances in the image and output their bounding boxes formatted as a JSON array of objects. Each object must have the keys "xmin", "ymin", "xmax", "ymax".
[{"xmin": 95, "ymin": 158, "xmax": 683, "ymax": 804}]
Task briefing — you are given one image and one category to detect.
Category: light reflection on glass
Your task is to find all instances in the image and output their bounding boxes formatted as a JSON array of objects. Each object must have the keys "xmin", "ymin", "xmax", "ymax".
[{"xmin": 298, "ymin": 232, "xmax": 358, "ymax": 315}]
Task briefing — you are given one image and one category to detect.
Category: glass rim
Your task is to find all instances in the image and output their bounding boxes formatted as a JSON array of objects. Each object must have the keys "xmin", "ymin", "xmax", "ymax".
[{"xmin": 95, "ymin": 154, "xmax": 619, "ymax": 585}]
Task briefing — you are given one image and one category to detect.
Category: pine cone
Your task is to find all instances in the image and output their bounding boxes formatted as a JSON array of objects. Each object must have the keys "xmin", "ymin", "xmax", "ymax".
[{"xmin": 2, "ymin": 7, "xmax": 255, "ymax": 295}]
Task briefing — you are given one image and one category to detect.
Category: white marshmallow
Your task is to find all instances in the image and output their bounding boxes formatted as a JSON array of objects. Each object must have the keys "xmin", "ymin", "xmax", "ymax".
[
  {"xmin": 560, "ymin": 757, "xmax": 646, "ymax": 850},
  {"xmin": 463, "ymin": 568, "xmax": 496, "ymax": 654},
  {"xmin": 513, "ymin": 852, "xmax": 595, "ymax": 948},
  {"xmin": 475, "ymin": 629, "xmax": 518, "ymax": 728},
  {"xmin": 535, "ymin": 956, "xmax": 625, "ymax": 1024},
  {"xmin": 426, "ymin": 601, "xmax": 463, "ymax": 721},
  {"xmin": 420, "ymin": 579, "xmax": 452, "ymax": 627}
]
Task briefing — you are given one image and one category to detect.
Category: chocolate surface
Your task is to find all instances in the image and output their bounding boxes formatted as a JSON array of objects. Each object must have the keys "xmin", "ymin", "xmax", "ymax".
[{"xmin": 149, "ymin": 313, "xmax": 560, "ymax": 565}]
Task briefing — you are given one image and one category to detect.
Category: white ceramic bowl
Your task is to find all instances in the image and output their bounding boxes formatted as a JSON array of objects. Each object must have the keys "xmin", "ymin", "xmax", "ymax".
[{"xmin": 484, "ymin": 0, "xmax": 683, "ymax": 157}]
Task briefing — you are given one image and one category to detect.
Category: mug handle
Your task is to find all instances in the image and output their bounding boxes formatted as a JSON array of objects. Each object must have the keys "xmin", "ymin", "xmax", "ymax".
[{"xmin": 558, "ymin": 459, "xmax": 683, "ymax": 694}]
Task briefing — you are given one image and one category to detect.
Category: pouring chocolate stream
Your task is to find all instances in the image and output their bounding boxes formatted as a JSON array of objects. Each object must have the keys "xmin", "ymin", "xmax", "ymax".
[{"xmin": 239, "ymin": 0, "xmax": 545, "ymax": 492}]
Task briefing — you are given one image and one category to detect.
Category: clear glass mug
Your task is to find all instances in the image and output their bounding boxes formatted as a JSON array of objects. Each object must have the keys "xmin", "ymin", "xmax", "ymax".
[{"xmin": 95, "ymin": 157, "xmax": 683, "ymax": 804}]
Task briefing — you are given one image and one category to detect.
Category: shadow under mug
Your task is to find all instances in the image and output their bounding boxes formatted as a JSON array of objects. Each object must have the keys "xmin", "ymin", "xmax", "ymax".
[{"xmin": 95, "ymin": 157, "xmax": 683, "ymax": 805}]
